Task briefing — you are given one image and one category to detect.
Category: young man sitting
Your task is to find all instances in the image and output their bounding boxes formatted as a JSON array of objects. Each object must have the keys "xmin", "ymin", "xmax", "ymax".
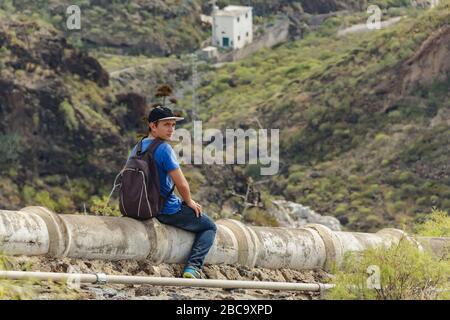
[{"xmin": 128, "ymin": 106, "xmax": 217, "ymax": 279}]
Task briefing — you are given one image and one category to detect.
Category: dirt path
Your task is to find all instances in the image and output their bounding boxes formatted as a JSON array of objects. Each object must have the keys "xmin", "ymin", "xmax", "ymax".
[
  {"xmin": 109, "ymin": 61, "xmax": 156, "ymax": 77},
  {"xmin": 338, "ymin": 16, "xmax": 403, "ymax": 36}
]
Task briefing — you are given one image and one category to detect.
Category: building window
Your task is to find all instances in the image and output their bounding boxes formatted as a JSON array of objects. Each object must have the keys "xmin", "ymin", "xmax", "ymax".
[
  {"xmin": 246, "ymin": 32, "xmax": 249, "ymax": 37},
  {"xmin": 245, "ymin": 13, "xmax": 248, "ymax": 18},
  {"xmin": 237, "ymin": 17, "xmax": 240, "ymax": 22},
  {"xmin": 238, "ymin": 36, "xmax": 241, "ymax": 41}
]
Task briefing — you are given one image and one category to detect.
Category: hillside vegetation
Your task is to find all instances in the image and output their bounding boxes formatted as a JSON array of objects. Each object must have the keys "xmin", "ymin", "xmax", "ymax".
[
  {"xmin": 187, "ymin": 1, "xmax": 450, "ymax": 231},
  {"xmin": 0, "ymin": 11, "xmax": 133, "ymax": 212},
  {"xmin": 0, "ymin": 0, "xmax": 417, "ymax": 56},
  {"xmin": 0, "ymin": 0, "xmax": 209, "ymax": 56},
  {"xmin": 0, "ymin": 1, "xmax": 448, "ymax": 232}
]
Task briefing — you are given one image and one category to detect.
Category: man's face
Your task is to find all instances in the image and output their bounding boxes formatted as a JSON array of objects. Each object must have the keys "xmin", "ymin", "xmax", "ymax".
[{"xmin": 150, "ymin": 119, "xmax": 176, "ymax": 140}]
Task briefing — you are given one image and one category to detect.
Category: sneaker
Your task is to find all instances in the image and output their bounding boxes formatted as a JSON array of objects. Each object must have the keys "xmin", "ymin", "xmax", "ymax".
[{"xmin": 182, "ymin": 266, "xmax": 201, "ymax": 279}]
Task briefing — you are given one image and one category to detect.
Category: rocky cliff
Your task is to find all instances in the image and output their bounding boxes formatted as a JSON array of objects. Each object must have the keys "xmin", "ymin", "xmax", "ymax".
[{"xmin": 0, "ymin": 13, "xmax": 131, "ymax": 211}]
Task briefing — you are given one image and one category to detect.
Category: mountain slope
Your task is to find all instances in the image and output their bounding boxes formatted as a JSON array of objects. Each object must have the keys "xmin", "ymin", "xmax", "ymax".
[
  {"xmin": 0, "ymin": 12, "xmax": 132, "ymax": 212},
  {"xmin": 190, "ymin": 2, "xmax": 450, "ymax": 231},
  {"xmin": 1, "ymin": 0, "xmax": 209, "ymax": 56},
  {"xmin": 0, "ymin": 2, "xmax": 448, "ymax": 233},
  {"xmin": 1, "ymin": 0, "xmax": 413, "ymax": 56}
]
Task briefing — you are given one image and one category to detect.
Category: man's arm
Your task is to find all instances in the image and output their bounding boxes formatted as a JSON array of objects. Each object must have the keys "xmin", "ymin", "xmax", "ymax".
[{"xmin": 168, "ymin": 168, "xmax": 202, "ymax": 217}]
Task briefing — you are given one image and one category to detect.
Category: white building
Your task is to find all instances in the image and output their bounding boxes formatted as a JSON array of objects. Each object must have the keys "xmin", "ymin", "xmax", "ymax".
[{"xmin": 212, "ymin": 5, "xmax": 253, "ymax": 50}]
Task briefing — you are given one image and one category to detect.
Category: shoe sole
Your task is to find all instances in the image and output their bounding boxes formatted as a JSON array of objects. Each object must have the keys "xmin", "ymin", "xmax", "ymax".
[{"xmin": 183, "ymin": 272, "xmax": 199, "ymax": 279}]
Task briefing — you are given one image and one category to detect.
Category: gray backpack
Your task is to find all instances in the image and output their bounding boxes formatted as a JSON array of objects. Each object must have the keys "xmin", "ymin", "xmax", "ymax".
[{"xmin": 108, "ymin": 137, "xmax": 175, "ymax": 220}]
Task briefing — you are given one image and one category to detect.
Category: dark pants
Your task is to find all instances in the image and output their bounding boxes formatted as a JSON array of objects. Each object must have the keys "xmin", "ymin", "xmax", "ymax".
[{"xmin": 156, "ymin": 203, "xmax": 217, "ymax": 270}]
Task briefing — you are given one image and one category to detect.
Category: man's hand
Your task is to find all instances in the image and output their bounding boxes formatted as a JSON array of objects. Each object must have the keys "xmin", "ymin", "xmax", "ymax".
[{"xmin": 186, "ymin": 200, "xmax": 202, "ymax": 218}]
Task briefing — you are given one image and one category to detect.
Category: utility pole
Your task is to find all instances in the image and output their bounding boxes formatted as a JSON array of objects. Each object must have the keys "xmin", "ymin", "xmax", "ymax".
[
  {"xmin": 191, "ymin": 53, "xmax": 198, "ymax": 121},
  {"xmin": 211, "ymin": 0, "xmax": 217, "ymax": 46}
]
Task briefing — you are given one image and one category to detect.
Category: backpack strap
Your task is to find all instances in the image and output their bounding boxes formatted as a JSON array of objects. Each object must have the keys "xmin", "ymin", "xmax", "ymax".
[
  {"xmin": 148, "ymin": 137, "xmax": 165, "ymax": 155},
  {"xmin": 136, "ymin": 136, "xmax": 146, "ymax": 156},
  {"xmin": 137, "ymin": 138, "xmax": 175, "ymax": 202},
  {"xmin": 136, "ymin": 137, "xmax": 163, "ymax": 157},
  {"xmin": 146, "ymin": 138, "xmax": 176, "ymax": 200}
]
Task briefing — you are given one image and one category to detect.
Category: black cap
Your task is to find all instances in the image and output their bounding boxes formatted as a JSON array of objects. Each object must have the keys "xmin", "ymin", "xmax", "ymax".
[{"xmin": 148, "ymin": 106, "xmax": 184, "ymax": 123}]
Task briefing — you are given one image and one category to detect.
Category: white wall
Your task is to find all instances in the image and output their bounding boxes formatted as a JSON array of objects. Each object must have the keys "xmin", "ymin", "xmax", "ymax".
[
  {"xmin": 213, "ymin": 8, "xmax": 253, "ymax": 50},
  {"xmin": 213, "ymin": 16, "xmax": 235, "ymax": 48},
  {"xmin": 233, "ymin": 9, "xmax": 252, "ymax": 49}
]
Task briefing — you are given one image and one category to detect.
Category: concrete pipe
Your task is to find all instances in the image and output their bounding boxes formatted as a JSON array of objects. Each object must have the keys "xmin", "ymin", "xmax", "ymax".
[
  {"xmin": 213, "ymin": 219, "xmax": 259, "ymax": 267},
  {"xmin": 142, "ymin": 219, "xmax": 255, "ymax": 266},
  {"xmin": 0, "ymin": 209, "xmax": 49, "ymax": 256},
  {"xmin": 0, "ymin": 207, "xmax": 449, "ymax": 272},
  {"xmin": 20, "ymin": 206, "xmax": 67, "ymax": 257},
  {"xmin": 143, "ymin": 218, "xmax": 194, "ymax": 264},
  {"xmin": 19, "ymin": 206, "xmax": 152, "ymax": 260},
  {"xmin": 303, "ymin": 224, "xmax": 344, "ymax": 269},
  {"xmin": 58, "ymin": 214, "xmax": 151, "ymax": 260},
  {"xmin": 250, "ymin": 225, "xmax": 327, "ymax": 270},
  {"xmin": 416, "ymin": 236, "xmax": 450, "ymax": 259}
]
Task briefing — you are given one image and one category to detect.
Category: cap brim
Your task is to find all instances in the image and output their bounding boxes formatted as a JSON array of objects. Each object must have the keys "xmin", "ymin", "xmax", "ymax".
[{"xmin": 158, "ymin": 116, "xmax": 184, "ymax": 121}]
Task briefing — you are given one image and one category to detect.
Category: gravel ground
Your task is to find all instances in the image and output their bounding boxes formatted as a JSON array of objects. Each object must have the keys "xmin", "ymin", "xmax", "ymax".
[{"xmin": 3, "ymin": 256, "xmax": 333, "ymax": 300}]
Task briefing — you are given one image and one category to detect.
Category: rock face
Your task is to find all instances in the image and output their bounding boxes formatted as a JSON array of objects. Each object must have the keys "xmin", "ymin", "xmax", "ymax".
[
  {"xmin": 269, "ymin": 200, "xmax": 342, "ymax": 231},
  {"xmin": 401, "ymin": 25, "xmax": 450, "ymax": 93},
  {"xmin": 64, "ymin": 51, "xmax": 109, "ymax": 87},
  {"xmin": 300, "ymin": 0, "xmax": 340, "ymax": 13},
  {"xmin": 0, "ymin": 15, "xmax": 126, "ymax": 211},
  {"xmin": 110, "ymin": 58, "xmax": 188, "ymax": 103},
  {"xmin": 115, "ymin": 92, "xmax": 147, "ymax": 130},
  {"xmin": 0, "ymin": 19, "xmax": 108, "ymax": 87},
  {"xmin": 377, "ymin": 25, "xmax": 450, "ymax": 105},
  {"xmin": 11, "ymin": 0, "xmax": 208, "ymax": 56}
]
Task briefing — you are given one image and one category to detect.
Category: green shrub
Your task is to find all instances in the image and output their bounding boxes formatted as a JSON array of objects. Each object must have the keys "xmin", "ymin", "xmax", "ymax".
[
  {"xmin": 89, "ymin": 195, "xmax": 121, "ymax": 217},
  {"xmin": 0, "ymin": 133, "xmax": 22, "ymax": 169},
  {"xmin": 414, "ymin": 208, "xmax": 450, "ymax": 237},
  {"xmin": 287, "ymin": 171, "xmax": 304, "ymax": 184},
  {"xmin": 21, "ymin": 185, "xmax": 36, "ymax": 204},
  {"xmin": 34, "ymin": 190, "xmax": 58, "ymax": 211},
  {"xmin": 398, "ymin": 46, "xmax": 414, "ymax": 60},
  {"xmin": 70, "ymin": 178, "xmax": 94, "ymax": 203},
  {"xmin": 327, "ymin": 209, "xmax": 450, "ymax": 300},
  {"xmin": 327, "ymin": 240, "xmax": 450, "ymax": 300},
  {"xmin": 59, "ymin": 100, "xmax": 79, "ymax": 131},
  {"xmin": 334, "ymin": 203, "xmax": 348, "ymax": 215},
  {"xmin": 243, "ymin": 207, "xmax": 279, "ymax": 227},
  {"xmin": 374, "ymin": 133, "xmax": 389, "ymax": 144},
  {"xmin": 183, "ymin": 169, "xmax": 206, "ymax": 195}
]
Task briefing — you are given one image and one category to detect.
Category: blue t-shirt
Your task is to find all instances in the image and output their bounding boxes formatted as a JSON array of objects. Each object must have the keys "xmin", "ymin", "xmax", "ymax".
[{"xmin": 128, "ymin": 138, "xmax": 182, "ymax": 215}]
